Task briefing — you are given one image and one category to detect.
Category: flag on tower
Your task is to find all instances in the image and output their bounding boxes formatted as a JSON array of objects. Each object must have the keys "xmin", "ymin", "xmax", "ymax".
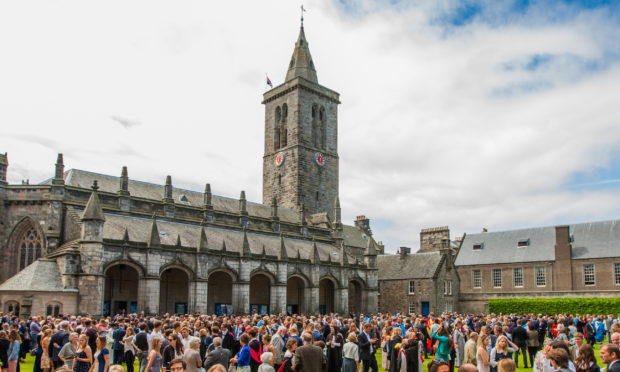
[{"xmin": 266, "ymin": 75, "xmax": 273, "ymax": 88}]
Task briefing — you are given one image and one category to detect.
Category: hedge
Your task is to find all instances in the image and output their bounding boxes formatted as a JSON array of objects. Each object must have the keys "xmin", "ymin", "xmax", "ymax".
[{"xmin": 488, "ymin": 298, "xmax": 620, "ymax": 315}]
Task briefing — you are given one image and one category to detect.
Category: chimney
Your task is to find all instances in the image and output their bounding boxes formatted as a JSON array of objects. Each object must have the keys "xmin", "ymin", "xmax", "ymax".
[
  {"xmin": 354, "ymin": 215, "xmax": 372, "ymax": 235},
  {"xmin": 399, "ymin": 247, "xmax": 411, "ymax": 259},
  {"xmin": 553, "ymin": 225, "xmax": 573, "ymax": 291},
  {"xmin": 419, "ymin": 226, "xmax": 450, "ymax": 253}
]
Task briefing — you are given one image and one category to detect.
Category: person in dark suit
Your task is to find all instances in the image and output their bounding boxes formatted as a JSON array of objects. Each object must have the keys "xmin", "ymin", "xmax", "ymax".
[
  {"xmin": 358, "ymin": 323, "xmax": 378, "ymax": 372},
  {"xmin": 600, "ymin": 344, "xmax": 620, "ymax": 372},
  {"xmin": 50, "ymin": 322, "xmax": 70, "ymax": 369},
  {"xmin": 112, "ymin": 324, "xmax": 126, "ymax": 365},
  {"xmin": 511, "ymin": 320, "xmax": 528, "ymax": 368},
  {"xmin": 292, "ymin": 332, "xmax": 325, "ymax": 372},
  {"xmin": 221, "ymin": 324, "xmax": 236, "ymax": 353},
  {"xmin": 204, "ymin": 337, "xmax": 231, "ymax": 370}
]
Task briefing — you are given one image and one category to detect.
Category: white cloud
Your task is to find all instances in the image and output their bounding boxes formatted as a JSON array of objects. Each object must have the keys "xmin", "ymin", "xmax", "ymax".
[{"xmin": 1, "ymin": 0, "xmax": 619, "ymax": 252}]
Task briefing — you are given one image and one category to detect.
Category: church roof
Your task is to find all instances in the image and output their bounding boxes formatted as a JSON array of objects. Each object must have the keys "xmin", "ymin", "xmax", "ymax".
[
  {"xmin": 61, "ymin": 169, "xmax": 302, "ymax": 223},
  {"xmin": 377, "ymin": 251, "xmax": 444, "ymax": 280},
  {"xmin": 285, "ymin": 27, "xmax": 318, "ymax": 84},
  {"xmin": 455, "ymin": 218, "xmax": 620, "ymax": 266},
  {"xmin": 0, "ymin": 259, "xmax": 69, "ymax": 292}
]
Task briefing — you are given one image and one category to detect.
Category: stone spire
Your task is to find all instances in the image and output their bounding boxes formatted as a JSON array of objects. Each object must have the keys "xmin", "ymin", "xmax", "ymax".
[
  {"xmin": 198, "ymin": 227, "xmax": 208, "ymax": 252},
  {"xmin": 241, "ymin": 228, "xmax": 251, "ymax": 257},
  {"xmin": 118, "ymin": 166, "xmax": 129, "ymax": 196},
  {"xmin": 279, "ymin": 234, "xmax": 287, "ymax": 259},
  {"xmin": 311, "ymin": 239, "xmax": 320, "ymax": 264},
  {"xmin": 285, "ymin": 26, "xmax": 318, "ymax": 84},
  {"xmin": 81, "ymin": 181, "xmax": 105, "ymax": 222}
]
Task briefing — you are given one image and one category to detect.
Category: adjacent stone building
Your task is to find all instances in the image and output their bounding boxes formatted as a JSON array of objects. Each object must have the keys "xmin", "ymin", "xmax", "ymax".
[
  {"xmin": 0, "ymin": 25, "xmax": 382, "ymax": 318},
  {"xmin": 456, "ymin": 220, "xmax": 620, "ymax": 313},
  {"xmin": 378, "ymin": 227, "xmax": 460, "ymax": 316}
]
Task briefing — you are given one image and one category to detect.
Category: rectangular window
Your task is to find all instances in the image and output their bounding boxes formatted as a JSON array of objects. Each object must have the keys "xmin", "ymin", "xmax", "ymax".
[
  {"xmin": 408, "ymin": 281, "xmax": 415, "ymax": 294},
  {"xmin": 473, "ymin": 243, "xmax": 484, "ymax": 250},
  {"xmin": 517, "ymin": 239, "xmax": 529, "ymax": 247},
  {"xmin": 448, "ymin": 281, "xmax": 452, "ymax": 295},
  {"xmin": 584, "ymin": 264, "xmax": 595, "ymax": 285},
  {"xmin": 444, "ymin": 281, "xmax": 447, "ymax": 295},
  {"xmin": 473, "ymin": 270, "xmax": 482, "ymax": 289},
  {"xmin": 493, "ymin": 269, "xmax": 502, "ymax": 288},
  {"xmin": 408, "ymin": 304, "xmax": 415, "ymax": 315},
  {"xmin": 445, "ymin": 301, "xmax": 453, "ymax": 313},
  {"xmin": 513, "ymin": 268, "xmax": 523, "ymax": 288},
  {"xmin": 615, "ymin": 263, "xmax": 620, "ymax": 285},
  {"xmin": 535, "ymin": 266, "xmax": 547, "ymax": 287}
]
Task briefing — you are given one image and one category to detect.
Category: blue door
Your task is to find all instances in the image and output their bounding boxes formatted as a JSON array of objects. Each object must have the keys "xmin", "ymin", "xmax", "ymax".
[{"xmin": 421, "ymin": 301, "xmax": 430, "ymax": 316}]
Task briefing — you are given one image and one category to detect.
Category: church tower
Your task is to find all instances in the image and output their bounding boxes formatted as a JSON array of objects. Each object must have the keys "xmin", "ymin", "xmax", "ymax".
[{"xmin": 262, "ymin": 25, "xmax": 340, "ymax": 219}]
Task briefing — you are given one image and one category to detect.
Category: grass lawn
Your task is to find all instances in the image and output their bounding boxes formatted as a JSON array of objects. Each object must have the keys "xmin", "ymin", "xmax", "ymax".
[{"xmin": 17, "ymin": 342, "xmax": 605, "ymax": 372}]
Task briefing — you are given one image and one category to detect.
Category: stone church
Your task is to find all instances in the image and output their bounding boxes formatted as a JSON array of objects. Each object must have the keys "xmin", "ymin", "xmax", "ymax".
[{"xmin": 0, "ymin": 25, "xmax": 382, "ymax": 318}]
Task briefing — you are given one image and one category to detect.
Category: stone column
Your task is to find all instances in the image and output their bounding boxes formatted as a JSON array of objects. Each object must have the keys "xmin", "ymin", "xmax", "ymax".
[
  {"xmin": 309, "ymin": 286, "xmax": 319, "ymax": 315},
  {"xmin": 194, "ymin": 280, "xmax": 209, "ymax": 313},
  {"xmin": 233, "ymin": 282, "xmax": 250, "ymax": 314},
  {"xmin": 142, "ymin": 277, "xmax": 160, "ymax": 315},
  {"xmin": 271, "ymin": 284, "xmax": 286, "ymax": 315},
  {"xmin": 337, "ymin": 287, "xmax": 349, "ymax": 315}
]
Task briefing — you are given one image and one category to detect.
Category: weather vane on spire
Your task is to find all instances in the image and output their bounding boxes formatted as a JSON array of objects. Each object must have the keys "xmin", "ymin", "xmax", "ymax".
[{"xmin": 301, "ymin": 4, "xmax": 306, "ymax": 26}]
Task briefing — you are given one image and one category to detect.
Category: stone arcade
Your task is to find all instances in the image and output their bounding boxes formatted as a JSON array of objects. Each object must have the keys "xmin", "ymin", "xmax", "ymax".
[{"xmin": 0, "ymin": 25, "xmax": 381, "ymax": 317}]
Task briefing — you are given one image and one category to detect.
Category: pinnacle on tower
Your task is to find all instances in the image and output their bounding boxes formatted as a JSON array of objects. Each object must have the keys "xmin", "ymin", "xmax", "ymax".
[
  {"xmin": 81, "ymin": 181, "xmax": 105, "ymax": 222},
  {"xmin": 285, "ymin": 26, "xmax": 318, "ymax": 84},
  {"xmin": 198, "ymin": 228, "xmax": 208, "ymax": 251},
  {"xmin": 55, "ymin": 153, "xmax": 64, "ymax": 179},
  {"xmin": 279, "ymin": 234, "xmax": 287, "ymax": 259},
  {"xmin": 241, "ymin": 228, "xmax": 251, "ymax": 257},
  {"xmin": 204, "ymin": 183, "xmax": 212, "ymax": 206},
  {"xmin": 0, "ymin": 152, "xmax": 7, "ymax": 185},
  {"xmin": 239, "ymin": 190, "xmax": 247, "ymax": 214}
]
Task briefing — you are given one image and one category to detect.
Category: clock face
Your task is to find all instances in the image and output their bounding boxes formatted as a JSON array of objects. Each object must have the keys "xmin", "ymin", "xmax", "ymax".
[
  {"xmin": 314, "ymin": 152, "xmax": 325, "ymax": 167},
  {"xmin": 275, "ymin": 152, "xmax": 285, "ymax": 167}
]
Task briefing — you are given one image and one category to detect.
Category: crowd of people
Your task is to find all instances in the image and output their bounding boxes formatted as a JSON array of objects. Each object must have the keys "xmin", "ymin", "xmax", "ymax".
[{"xmin": 0, "ymin": 311, "xmax": 619, "ymax": 372}]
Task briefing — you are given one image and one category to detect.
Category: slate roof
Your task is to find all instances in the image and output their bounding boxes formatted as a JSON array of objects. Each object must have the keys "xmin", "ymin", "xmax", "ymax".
[
  {"xmin": 61, "ymin": 169, "xmax": 302, "ymax": 224},
  {"xmin": 377, "ymin": 251, "xmax": 443, "ymax": 280},
  {"xmin": 0, "ymin": 260, "xmax": 69, "ymax": 292},
  {"xmin": 89, "ymin": 208, "xmax": 356, "ymax": 264},
  {"xmin": 343, "ymin": 225, "xmax": 371, "ymax": 249},
  {"xmin": 455, "ymin": 219, "xmax": 620, "ymax": 266}
]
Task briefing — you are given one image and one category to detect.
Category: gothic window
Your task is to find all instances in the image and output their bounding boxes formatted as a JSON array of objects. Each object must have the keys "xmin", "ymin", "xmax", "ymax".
[
  {"xmin": 319, "ymin": 106, "xmax": 326, "ymax": 150},
  {"xmin": 274, "ymin": 107, "xmax": 281, "ymax": 150},
  {"xmin": 280, "ymin": 104, "xmax": 288, "ymax": 148},
  {"xmin": 18, "ymin": 226, "xmax": 44, "ymax": 271}
]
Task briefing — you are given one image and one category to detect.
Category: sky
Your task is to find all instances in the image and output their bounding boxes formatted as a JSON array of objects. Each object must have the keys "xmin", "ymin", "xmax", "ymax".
[{"xmin": 1, "ymin": 0, "xmax": 620, "ymax": 253}]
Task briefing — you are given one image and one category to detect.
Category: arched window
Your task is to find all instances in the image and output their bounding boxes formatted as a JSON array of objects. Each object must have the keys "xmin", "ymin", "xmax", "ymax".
[
  {"xmin": 274, "ymin": 107, "xmax": 282, "ymax": 150},
  {"xmin": 319, "ymin": 106, "xmax": 326, "ymax": 150},
  {"xmin": 46, "ymin": 302, "xmax": 62, "ymax": 317},
  {"xmin": 5, "ymin": 301, "xmax": 20, "ymax": 316},
  {"xmin": 280, "ymin": 104, "xmax": 288, "ymax": 148},
  {"xmin": 18, "ymin": 226, "xmax": 44, "ymax": 271}
]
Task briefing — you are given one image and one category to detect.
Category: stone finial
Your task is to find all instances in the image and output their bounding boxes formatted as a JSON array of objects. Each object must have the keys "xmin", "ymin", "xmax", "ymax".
[
  {"xmin": 261, "ymin": 245, "xmax": 266, "ymax": 257},
  {"xmin": 176, "ymin": 234, "xmax": 182, "ymax": 247},
  {"xmin": 204, "ymin": 183, "xmax": 212, "ymax": 206},
  {"xmin": 81, "ymin": 181, "xmax": 105, "ymax": 222},
  {"xmin": 271, "ymin": 196, "xmax": 278, "ymax": 218},
  {"xmin": 285, "ymin": 26, "xmax": 318, "ymax": 84},
  {"xmin": 119, "ymin": 166, "xmax": 129, "ymax": 196},
  {"xmin": 54, "ymin": 153, "xmax": 64, "ymax": 179},
  {"xmin": 0, "ymin": 152, "xmax": 7, "ymax": 185},
  {"xmin": 148, "ymin": 214, "xmax": 160, "ymax": 247},
  {"xmin": 239, "ymin": 190, "xmax": 247, "ymax": 214},
  {"xmin": 241, "ymin": 228, "xmax": 251, "ymax": 257},
  {"xmin": 279, "ymin": 234, "xmax": 287, "ymax": 259},
  {"xmin": 311, "ymin": 239, "xmax": 320, "ymax": 264},
  {"xmin": 296, "ymin": 249, "xmax": 301, "ymax": 260},
  {"xmin": 198, "ymin": 228, "xmax": 208, "ymax": 251},
  {"xmin": 333, "ymin": 196, "xmax": 341, "ymax": 224},
  {"xmin": 222, "ymin": 240, "xmax": 228, "ymax": 253},
  {"xmin": 163, "ymin": 175, "xmax": 173, "ymax": 202},
  {"xmin": 122, "ymin": 227, "xmax": 129, "ymax": 243}
]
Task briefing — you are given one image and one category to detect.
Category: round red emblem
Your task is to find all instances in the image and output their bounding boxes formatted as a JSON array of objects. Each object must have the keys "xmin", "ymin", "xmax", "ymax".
[
  {"xmin": 275, "ymin": 152, "xmax": 285, "ymax": 167},
  {"xmin": 314, "ymin": 152, "xmax": 325, "ymax": 167}
]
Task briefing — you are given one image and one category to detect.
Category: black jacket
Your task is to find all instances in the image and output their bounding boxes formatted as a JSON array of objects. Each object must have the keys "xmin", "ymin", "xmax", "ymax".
[{"xmin": 511, "ymin": 326, "xmax": 527, "ymax": 347}]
